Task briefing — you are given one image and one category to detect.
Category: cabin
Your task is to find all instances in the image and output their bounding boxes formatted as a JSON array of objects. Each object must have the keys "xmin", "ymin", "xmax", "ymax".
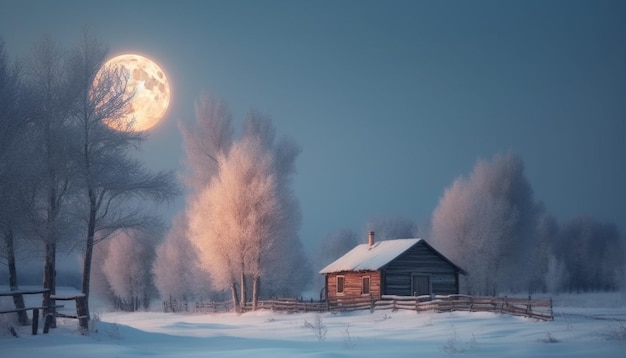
[{"xmin": 319, "ymin": 232, "xmax": 465, "ymax": 301}]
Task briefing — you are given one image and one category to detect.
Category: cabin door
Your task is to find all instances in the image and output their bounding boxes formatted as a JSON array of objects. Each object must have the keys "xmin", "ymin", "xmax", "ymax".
[{"xmin": 412, "ymin": 274, "xmax": 431, "ymax": 296}]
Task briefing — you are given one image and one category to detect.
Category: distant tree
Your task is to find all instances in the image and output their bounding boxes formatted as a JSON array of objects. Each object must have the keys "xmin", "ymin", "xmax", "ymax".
[
  {"xmin": 87, "ymin": 233, "xmax": 116, "ymax": 308},
  {"xmin": 316, "ymin": 229, "xmax": 358, "ymax": 268},
  {"xmin": 314, "ymin": 229, "xmax": 358, "ymax": 292},
  {"xmin": 262, "ymin": 235, "xmax": 311, "ymax": 298},
  {"xmin": 102, "ymin": 229, "xmax": 157, "ymax": 311},
  {"xmin": 153, "ymin": 214, "xmax": 211, "ymax": 301},
  {"xmin": 430, "ymin": 153, "xmax": 542, "ymax": 295},
  {"xmin": 530, "ymin": 209, "xmax": 560, "ymax": 293},
  {"xmin": 364, "ymin": 216, "xmax": 417, "ymax": 241},
  {"xmin": 553, "ymin": 217, "xmax": 624, "ymax": 292},
  {"xmin": 544, "ymin": 254, "xmax": 568, "ymax": 294}
]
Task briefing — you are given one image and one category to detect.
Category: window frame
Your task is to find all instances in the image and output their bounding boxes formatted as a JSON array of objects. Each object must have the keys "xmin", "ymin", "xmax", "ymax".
[
  {"xmin": 361, "ymin": 275, "xmax": 371, "ymax": 296},
  {"xmin": 336, "ymin": 275, "xmax": 345, "ymax": 295}
]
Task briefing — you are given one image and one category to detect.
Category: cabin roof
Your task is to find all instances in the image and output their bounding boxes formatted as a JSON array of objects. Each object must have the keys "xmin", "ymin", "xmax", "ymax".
[{"xmin": 319, "ymin": 238, "xmax": 421, "ymax": 274}]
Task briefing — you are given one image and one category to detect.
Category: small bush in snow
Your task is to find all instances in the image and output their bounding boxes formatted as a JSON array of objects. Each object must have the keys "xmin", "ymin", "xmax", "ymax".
[
  {"xmin": 440, "ymin": 330, "xmax": 479, "ymax": 354},
  {"xmin": 539, "ymin": 332, "xmax": 558, "ymax": 343},
  {"xmin": 304, "ymin": 314, "xmax": 327, "ymax": 341},
  {"xmin": 343, "ymin": 324, "xmax": 356, "ymax": 349},
  {"xmin": 604, "ymin": 321, "xmax": 626, "ymax": 342}
]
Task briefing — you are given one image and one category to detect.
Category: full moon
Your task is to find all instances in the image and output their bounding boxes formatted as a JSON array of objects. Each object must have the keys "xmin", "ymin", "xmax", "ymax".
[{"xmin": 97, "ymin": 54, "xmax": 170, "ymax": 131}]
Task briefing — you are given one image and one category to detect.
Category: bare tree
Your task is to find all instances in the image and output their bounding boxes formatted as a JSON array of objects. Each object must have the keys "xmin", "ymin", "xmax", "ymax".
[
  {"xmin": 0, "ymin": 39, "xmax": 32, "ymax": 325},
  {"xmin": 25, "ymin": 37, "xmax": 77, "ymax": 327},
  {"xmin": 66, "ymin": 31, "xmax": 179, "ymax": 330}
]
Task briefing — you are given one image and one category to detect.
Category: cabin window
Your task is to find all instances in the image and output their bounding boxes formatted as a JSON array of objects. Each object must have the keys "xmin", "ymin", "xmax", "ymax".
[
  {"xmin": 336, "ymin": 275, "xmax": 345, "ymax": 295},
  {"xmin": 412, "ymin": 274, "xmax": 431, "ymax": 296},
  {"xmin": 361, "ymin": 276, "xmax": 370, "ymax": 295}
]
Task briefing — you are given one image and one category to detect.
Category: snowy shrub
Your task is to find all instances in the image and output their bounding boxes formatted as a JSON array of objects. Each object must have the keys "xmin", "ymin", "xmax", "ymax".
[
  {"xmin": 88, "ymin": 312, "xmax": 121, "ymax": 340},
  {"xmin": 304, "ymin": 314, "xmax": 327, "ymax": 341},
  {"xmin": 604, "ymin": 321, "xmax": 626, "ymax": 342},
  {"xmin": 440, "ymin": 329, "xmax": 480, "ymax": 354},
  {"xmin": 539, "ymin": 332, "xmax": 558, "ymax": 343},
  {"xmin": 343, "ymin": 324, "xmax": 356, "ymax": 349}
]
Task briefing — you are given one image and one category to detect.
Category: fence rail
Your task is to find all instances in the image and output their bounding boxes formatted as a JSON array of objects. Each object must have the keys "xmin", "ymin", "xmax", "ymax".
[{"xmin": 163, "ymin": 294, "xmax": 553, "ymax": 320}]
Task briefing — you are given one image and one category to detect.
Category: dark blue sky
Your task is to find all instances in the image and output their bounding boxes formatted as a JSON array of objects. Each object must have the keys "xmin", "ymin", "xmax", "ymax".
[{"xmin": 1, "ymin": 0, "xmax": 625, "ymax": 251}]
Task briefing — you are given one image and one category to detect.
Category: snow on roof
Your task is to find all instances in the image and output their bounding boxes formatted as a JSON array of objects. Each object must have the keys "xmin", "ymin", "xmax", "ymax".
[{"xmin": 319, "ymin": 238, "xmax": 421, "ymax": 274}]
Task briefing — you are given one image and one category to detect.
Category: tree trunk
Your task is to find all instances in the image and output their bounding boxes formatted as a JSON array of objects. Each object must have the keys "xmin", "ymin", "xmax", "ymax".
[
  {"xmin": 76, "ymin": 295, "xmax": 89, "ymax": 335},
  {"xmin": 42, "ymin": 238, "xmax": 56, "ymax": 329},
  {"xmin": 230, "ymin": 282, "xmax": 239, "ymax": 313},
  {"xmin": 79, "ymin": 189, "xmax": 97, "ymax": 334},
  {"xmin": 239, "ymin": 268, "xmax": 246, "ymax": 312},
  {"xmin": 5, "ymin": 228, "xmax": 28, "ymax": 325},
  {"xmin": 252, "ymin": 276, "xmax": 260, "ymax": 311}
]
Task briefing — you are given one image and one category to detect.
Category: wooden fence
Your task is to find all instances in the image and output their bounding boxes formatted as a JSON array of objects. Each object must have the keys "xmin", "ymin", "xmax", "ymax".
[
  {"xmin": 163, "ymin": 294, "xmax": 553, "ymax": 320},
  {"xmin": 0, "ymin": 289, "xmax": 64, "ymax": 336},
  {"xmin": 353, "ymin": 295, "xmax": 553, "ymax": 321}
]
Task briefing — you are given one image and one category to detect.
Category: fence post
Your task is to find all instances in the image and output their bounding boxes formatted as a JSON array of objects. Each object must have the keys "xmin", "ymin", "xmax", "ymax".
[
  {"xmin": 32, "ymin": 308, "xmax": 39, "ymax": 335},
  {"xmin": 549, "ymin": 297, "xmax": 553, "ymax": 321},
  {"xmin": 76, "ymin": 295, "xmax": 89, "ymax": 334}
]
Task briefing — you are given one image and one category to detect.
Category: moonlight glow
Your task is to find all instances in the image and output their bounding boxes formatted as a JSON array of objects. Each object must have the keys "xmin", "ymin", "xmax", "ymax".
[{"xmin": 98, "ymin": 54, "xmax": 170, "ymax": 131}]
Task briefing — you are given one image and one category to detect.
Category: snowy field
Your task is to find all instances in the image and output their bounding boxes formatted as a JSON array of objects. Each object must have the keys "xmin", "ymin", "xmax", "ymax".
[{"xmin": 1, "ymin": 288, "xmax": 625, "ymax": 357}]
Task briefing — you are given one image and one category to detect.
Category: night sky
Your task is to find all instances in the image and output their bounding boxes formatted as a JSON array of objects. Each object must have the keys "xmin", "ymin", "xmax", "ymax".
[{"xmin": 1, "ymin": 0, "xmax": 625, "ymax": 252}]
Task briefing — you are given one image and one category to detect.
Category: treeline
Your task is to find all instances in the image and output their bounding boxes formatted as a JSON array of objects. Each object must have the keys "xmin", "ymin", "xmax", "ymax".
[
  {"xmin": 0, "ymin": 32, "xmax": 178, "ymax": 329},
  {"xmin": 316, "ymin": 153, "xmax": 625, "ymax": 296},
  {"xmin": 429, "ymin": 153, "xmax": 625, "ymax": 295}
]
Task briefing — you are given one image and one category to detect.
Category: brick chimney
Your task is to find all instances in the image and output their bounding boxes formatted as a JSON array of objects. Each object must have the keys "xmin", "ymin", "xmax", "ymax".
[{"xmin": 368, "ymin": 231, "xmax": 375, "ymax": 248}]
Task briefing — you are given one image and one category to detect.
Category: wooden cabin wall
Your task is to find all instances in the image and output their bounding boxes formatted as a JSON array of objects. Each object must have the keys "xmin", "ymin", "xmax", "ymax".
[
  {"xmin": 383, "ymin": 242, "xmax": 459, "ymax": 296},
  {"xmin": 326, "ymin": 271, "xmax": 381, "ymax": 300}
]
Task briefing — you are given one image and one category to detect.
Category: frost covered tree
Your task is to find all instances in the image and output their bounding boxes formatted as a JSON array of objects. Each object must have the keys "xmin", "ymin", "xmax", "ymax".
[
  {"xmin": 186, "ymin": 102, "xmax": 308, "ymax": 311},
  {"xmin": 179, "ymin": 96, "xmax": 233, "ymax": 191},
  {"xmin": 189, "ymin": 135, "xmax": 280, "ymax": 310},
  {"xmin": 153, "ymin": 214, "xmax": 211, "ymax": 301},
  {"xmin": 430, "ymin": 153, "xmax": 541, "ymax": 295},
  {"xmin": 102, "ymin": 229, "xmax": 157, "ymax": 311}
]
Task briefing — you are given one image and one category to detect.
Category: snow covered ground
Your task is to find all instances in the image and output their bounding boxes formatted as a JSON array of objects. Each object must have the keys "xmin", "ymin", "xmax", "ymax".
[{"xmin": 1, "ymin": 288, "xmax": 625, "ymax": 357}]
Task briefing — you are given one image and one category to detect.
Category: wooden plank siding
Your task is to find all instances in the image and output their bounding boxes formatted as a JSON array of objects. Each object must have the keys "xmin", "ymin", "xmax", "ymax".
[
  {"xmin": 326, "ymin": 271, "xmax": 381, "ymax": 301},
  {"xmin": 382, "ymin": 241, "xmax": 459, "ymax": 296}
]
